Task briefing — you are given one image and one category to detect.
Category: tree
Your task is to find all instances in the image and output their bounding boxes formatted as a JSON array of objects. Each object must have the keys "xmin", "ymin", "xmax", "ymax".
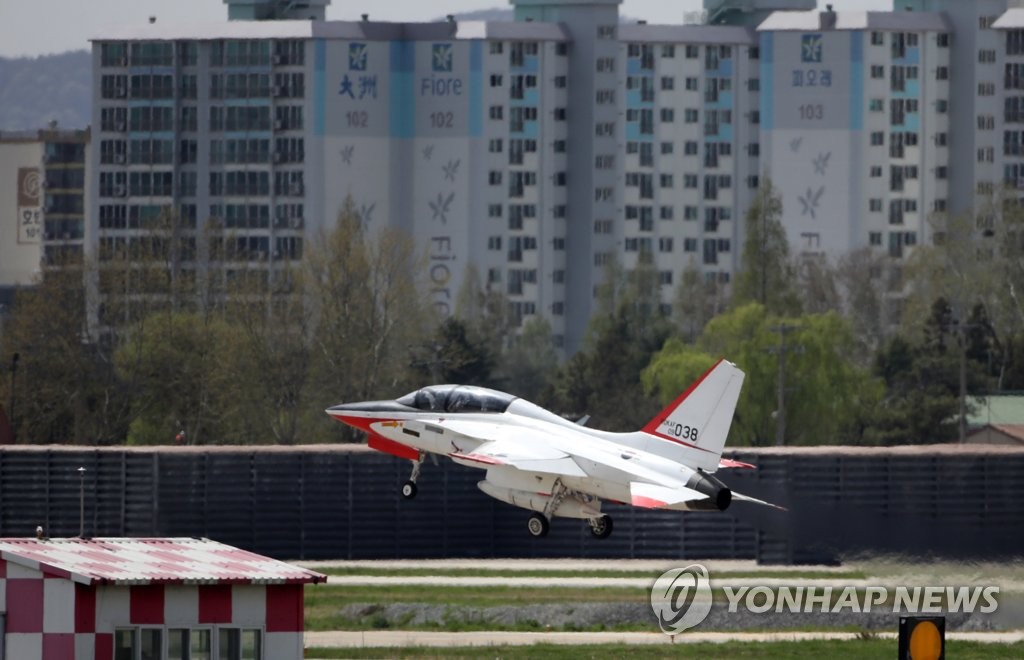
[
  {"xmin": 213, "ymin": 267, "xmax": 311, "ymax": 444},
  {"xmin": 550, "ymin": 254, "xmax": 672, "ymax": 430},
  {"xmin": 114, "ymin": 311, "xmax": 233, "ymax": 445},
  {"xmin": 0, "ymin": 263, "xmax": 130, "ymax": 444},
  {"xmin": 863, "ymin": 299, "xmax": 989, "ymax": 444},
  {"xmin": 672, "ymin": 258, "xmax": 728, "ymax": 343},
  {"xmin": 901, "ymin": 199, "xmax": 1012, "ymax": 389},
  {"xmin": 834, "ymin": 248, "xmax": 890, "ymax": 366},
  {"xmin": 303, "ymin": 197, "xmax": 432, "ymax": 441},
  {"xmin": 498, "ymin": 316, "xmax": 559, "ymax": 402},
  {"xmin": 795, "ymin": 254, "xmax": 840, "ymax": 315},
  {"xmin": 732, "ymin": 177, "xmax": 801, "ymax": 315},
  {"xmin": 643, "ymin": 303, "xmax": 883, "ymax": 445}
]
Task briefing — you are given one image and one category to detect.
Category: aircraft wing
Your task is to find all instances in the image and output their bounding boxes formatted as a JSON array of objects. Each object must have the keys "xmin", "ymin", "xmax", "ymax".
[
  {"xmin": 444, "ymin": 429, "xmax": 589, "ymax": 478},
  {"xmin": 629, "ymin": 481, "xmax": 708, "ymax": 509}
]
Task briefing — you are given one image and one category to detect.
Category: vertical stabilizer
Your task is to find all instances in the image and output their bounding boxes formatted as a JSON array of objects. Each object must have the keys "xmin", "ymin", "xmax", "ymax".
[{"xmin": 640, "ymin": 359, "xmax": 745, "ymax": 472}]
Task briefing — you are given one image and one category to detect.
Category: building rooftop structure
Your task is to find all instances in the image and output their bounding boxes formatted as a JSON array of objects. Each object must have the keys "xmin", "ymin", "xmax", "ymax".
[
  {"xmin": 91, "ymin": 19, "xmax": 571, "ymax": 43},
  {"xmin": 0, "ymin": 536, "xmax": 327, "ymax": 586},
  {"xmin": 757, "ymin": 9, "xmax": 951, "ymax": 31}
]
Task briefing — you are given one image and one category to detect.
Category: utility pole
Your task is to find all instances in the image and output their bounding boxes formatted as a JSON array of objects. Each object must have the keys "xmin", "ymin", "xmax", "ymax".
[{"xmin": 768, "ymin": 325, "xmax": 801, "ymax": 446}]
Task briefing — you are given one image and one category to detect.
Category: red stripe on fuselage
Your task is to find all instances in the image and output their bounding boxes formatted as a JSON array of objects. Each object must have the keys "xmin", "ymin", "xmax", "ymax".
[
  {"xmin": 368, "ymin": 434, "xmax": 420, "ymax": 461},
  {"xmin": 328, "ymin": 413, "xmax": 420, "ymax": 461}
]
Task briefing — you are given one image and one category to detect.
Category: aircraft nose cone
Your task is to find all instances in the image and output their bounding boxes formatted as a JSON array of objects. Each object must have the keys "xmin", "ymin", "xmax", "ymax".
[{"xmin": 325, "ymin": 400, "xmax": 416, "ymax": 414}]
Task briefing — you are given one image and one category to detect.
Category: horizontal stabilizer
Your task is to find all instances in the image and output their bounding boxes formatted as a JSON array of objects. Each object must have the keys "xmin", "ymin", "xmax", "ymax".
[
  {"xmin": 732, "ymin": 491, "xmax": 787, "ymax": 511},
  {"xmin": 629, "ymin": 481, "xmax": 707, "ymax": 509},
  {"xmin": 719, "ymin": 458, "xmax": 756, "ymax": 469}
]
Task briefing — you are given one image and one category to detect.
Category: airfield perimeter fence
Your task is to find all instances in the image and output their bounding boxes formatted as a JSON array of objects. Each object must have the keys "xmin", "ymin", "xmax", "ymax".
[{"xmin": 0, "ymin": 444, "xmax": 1021, "ymax": 564}]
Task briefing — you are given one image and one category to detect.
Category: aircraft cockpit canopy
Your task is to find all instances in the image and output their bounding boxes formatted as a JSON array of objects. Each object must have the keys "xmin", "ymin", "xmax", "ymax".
[{"xmin": 397, "ymin": 385, "xmax": 516, "ymax": 414}]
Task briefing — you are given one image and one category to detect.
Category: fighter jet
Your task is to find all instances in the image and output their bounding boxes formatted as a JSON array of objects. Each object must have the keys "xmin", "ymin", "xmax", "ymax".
[{"xmin": 326, "ymin": 359, "xmax": 780, "ymax": 538}]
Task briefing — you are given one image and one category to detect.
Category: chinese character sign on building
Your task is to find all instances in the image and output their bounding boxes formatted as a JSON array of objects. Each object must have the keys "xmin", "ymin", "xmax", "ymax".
[{"xmin": 17, "ymin": 167, "xmax": 42, "ymax": 244}]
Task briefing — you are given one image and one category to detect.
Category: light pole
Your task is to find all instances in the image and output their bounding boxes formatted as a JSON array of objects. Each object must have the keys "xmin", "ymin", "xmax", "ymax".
[
  {"xmin": 78, "ymin": 466, "xmax": 86, "ymax": 538},
  {"xmin": 9, "ymin": 352, "xmax": 19, "ymax": 443}
]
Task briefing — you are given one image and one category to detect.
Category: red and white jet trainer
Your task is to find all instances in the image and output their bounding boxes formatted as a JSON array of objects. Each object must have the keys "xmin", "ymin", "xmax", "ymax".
[{"xmin": 326, "ymin": 359, "xmax": 781, "ymax": 538}]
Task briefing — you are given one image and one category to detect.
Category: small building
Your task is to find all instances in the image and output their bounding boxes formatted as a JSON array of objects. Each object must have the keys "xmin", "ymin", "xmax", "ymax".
[
  {"xmin": 965, "ymin": 423, "xmax": 1024, "ymax": 446},
  {"xmin": 0, "ymin": 536, "xmax": 326, "ymax": 660}
]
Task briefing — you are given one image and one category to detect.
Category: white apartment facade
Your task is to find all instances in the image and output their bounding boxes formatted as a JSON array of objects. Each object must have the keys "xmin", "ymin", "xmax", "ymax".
[
  {"xmin": 617, "ymin": 24, "xmax": 760, "ymax": 307},
  {"xmin": 758, "ymin": 11, "xmax": 950, "ymax": 263},
  {"xmin": 88, "ymin": 19, "xmax": 571, "ymax": 339}
]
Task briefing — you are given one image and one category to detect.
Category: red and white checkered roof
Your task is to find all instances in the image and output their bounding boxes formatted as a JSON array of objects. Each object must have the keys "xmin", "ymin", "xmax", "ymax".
[{"xmin": 0, "ymin": 537, "xmax": 327, "ymax": 586}]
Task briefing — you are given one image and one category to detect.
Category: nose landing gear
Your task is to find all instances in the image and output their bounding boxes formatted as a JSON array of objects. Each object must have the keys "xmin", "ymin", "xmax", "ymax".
[{"xmin": 402, "ymin": 457, "xmax": 423, "ymax": 499}]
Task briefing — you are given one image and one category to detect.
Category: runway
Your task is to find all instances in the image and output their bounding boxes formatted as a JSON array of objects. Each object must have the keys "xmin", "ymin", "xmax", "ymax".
[{"xmin": 305, "ymin": 630, "xmax": 1024, "ymax": 649}]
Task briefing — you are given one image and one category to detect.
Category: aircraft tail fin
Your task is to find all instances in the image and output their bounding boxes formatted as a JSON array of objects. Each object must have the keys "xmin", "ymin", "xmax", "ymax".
[{"xmin": 640, "ymin": 359, "xmax": 745, "ymax": 473}]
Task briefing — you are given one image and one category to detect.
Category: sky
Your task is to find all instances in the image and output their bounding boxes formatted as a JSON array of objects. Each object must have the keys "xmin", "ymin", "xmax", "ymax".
[{"xmin": 1, "ymin": 0, "xmax": 894, "ymax": 58}]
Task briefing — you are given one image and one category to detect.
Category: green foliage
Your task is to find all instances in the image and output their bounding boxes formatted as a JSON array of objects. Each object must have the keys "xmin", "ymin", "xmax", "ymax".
[
  {"xmin": 550, "ymin": 255, "xmax": 672, "ymax": 430},
  {"xmin": 733, "ymin": 178, "xmax": 801, "ymax": 316},
  {"xmin": 115, "ymin": 311, "xmax": 234, "ymax": 445},
  {"xmin": 643, "ymin": 304, "xmax": 883, "ymax": 445},
  {"xmin": 0, "ymin": 264, "xmax": 131, "ymax": 444},
  {"xmin": 498, "ymin": 316, "xmax": 559, "ymax": 402},
  {"xmin": 863, "ymin": 299, "xmax": 989, "ymax": 444}
]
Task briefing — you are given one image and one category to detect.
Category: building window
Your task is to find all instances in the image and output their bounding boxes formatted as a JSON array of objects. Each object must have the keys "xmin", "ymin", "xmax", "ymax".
[
  {"xmin": 219, "ymin": 628, "xmax": 263, "ymax": 660},
  {"xmin": 490, "ymin": 74, "xmax": 503, "ymax": 87},
  {"xmin": 871, "ymin": 65, "xmax": 885, "ymax": 79}
]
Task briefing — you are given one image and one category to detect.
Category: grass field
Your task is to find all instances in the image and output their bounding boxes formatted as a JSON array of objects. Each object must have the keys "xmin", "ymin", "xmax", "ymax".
[{"xmin": 305, "ymin": 639, "xmax": 1024, "ymax": 659}]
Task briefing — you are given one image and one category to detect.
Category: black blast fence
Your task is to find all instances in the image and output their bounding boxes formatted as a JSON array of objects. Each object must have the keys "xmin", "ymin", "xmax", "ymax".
[{"xmin": 0, "ymin": 445, "xmax": 1021, "ymax": 564}]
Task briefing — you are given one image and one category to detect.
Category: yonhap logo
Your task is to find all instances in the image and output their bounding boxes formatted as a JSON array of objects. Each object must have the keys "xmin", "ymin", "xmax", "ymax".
[{"xmin": 650, "ymin": 564, "xmax": 713, "ymax": 634}]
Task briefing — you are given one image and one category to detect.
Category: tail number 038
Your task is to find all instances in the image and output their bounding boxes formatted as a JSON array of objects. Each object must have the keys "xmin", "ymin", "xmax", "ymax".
[{"xmin": 663, "ymin": 421, "xmax": 699, "ymax": 443}]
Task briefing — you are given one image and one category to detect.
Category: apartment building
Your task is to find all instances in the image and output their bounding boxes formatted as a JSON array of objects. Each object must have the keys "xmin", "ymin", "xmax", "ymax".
[{"xmin": 759, "ymin": 11, "xmax": 950, "ymax": 261}]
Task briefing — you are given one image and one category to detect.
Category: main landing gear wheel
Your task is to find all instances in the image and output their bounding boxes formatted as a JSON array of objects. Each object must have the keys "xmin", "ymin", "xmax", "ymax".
[
  {"xmin": 401, "ymin": 481, "xmax": 418, "ymax": 499},
  {"xmin": 527, "ymin": 513, "xmax": 550, "ymax": 537},
  {"xmin": 588, "ymin": 515, "xmax": 613, "ymax": 539}
]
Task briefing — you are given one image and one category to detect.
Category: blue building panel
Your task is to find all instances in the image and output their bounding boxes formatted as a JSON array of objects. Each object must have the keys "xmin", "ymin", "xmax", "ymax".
[
  {"xmin": 512, "ymin": 55, "xmax": 539, "ymax": 73},
  {"xmin": 128, "ymin": 99, "xmax": 175, "ymax": 108},
  {"xmin": 512, "ymin": 88, "xmax": 540, "ymax": 106},
  {"xmin": 850, "ymin": 33, "xmax": 863, "ymax": 131},
  {"xmin": 128, "ymin": 131, "xmax": 175, "ymax": 140},
  {"xmin": 470, "ymin": 41, "xmax": 482, "ymax": 138},
  {"xmin": 390, "ymin": 40, "xmax": 415, "ymax": 138}
]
